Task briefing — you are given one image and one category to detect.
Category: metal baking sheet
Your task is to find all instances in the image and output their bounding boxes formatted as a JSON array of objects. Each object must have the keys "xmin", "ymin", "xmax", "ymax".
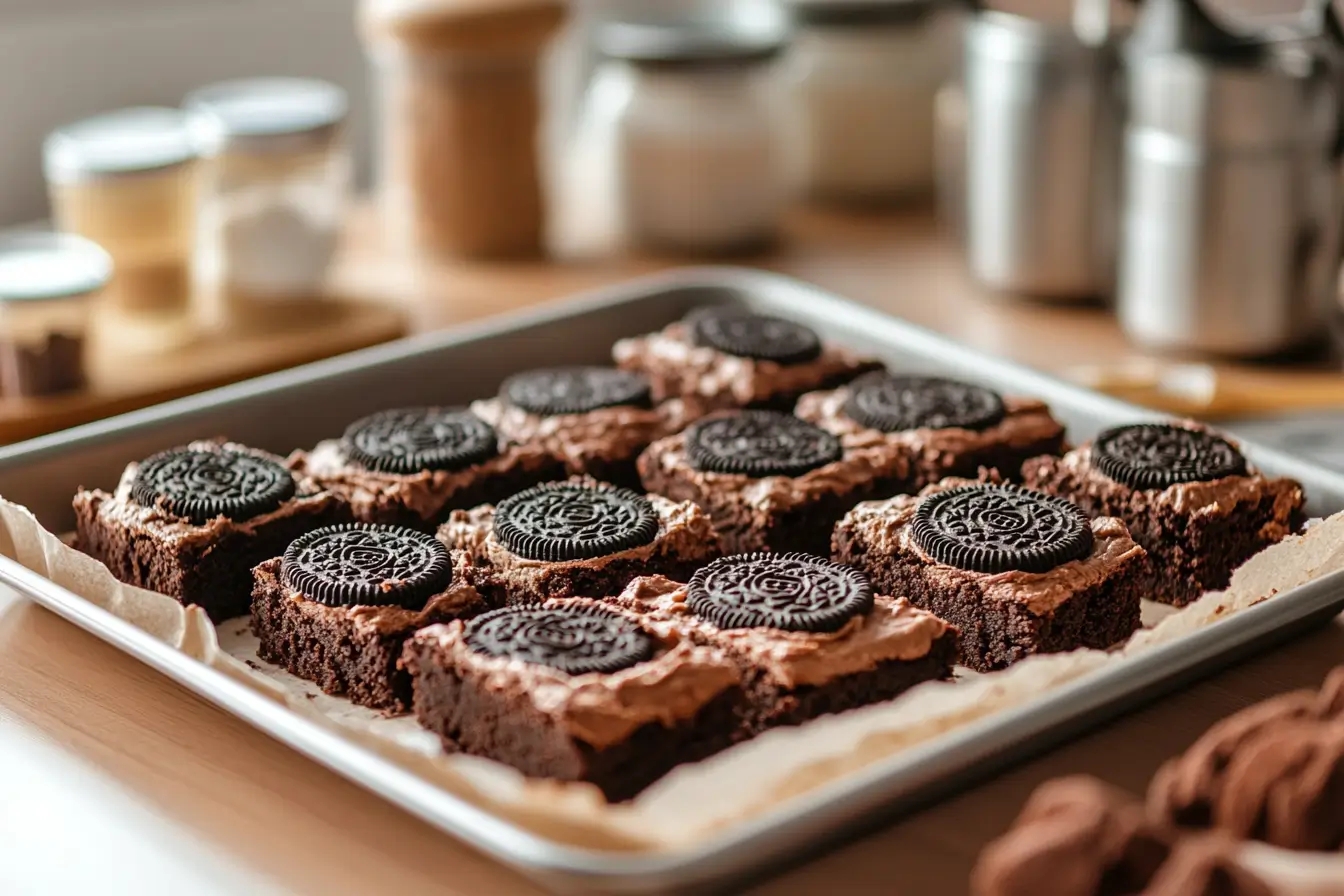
[{"xmin": 2, "ymin": 266, "xmax": 1343, "ymax": 895}]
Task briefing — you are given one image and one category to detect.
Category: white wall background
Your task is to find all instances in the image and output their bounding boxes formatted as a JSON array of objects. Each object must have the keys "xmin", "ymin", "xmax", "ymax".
[{"xmin": 0, "ymin": 0, "xmax": 368, "ymax": 226}]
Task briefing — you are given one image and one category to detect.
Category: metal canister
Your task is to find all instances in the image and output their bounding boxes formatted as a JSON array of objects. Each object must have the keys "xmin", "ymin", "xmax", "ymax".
[
  {"xmin": 1116, "ymin": 0, "xmax": 1342, "ymax": 357},
  {"xmin": 962, "ymin": 6, "xmax": 1120, "ymax": 299}
]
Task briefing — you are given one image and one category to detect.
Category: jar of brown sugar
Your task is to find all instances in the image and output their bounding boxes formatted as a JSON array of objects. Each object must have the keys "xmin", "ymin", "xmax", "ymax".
[
  {"xmin": 361, "ymin": 0, "xmax": 566, "ymax": 259},
  {"xmin": 44, "ymin": 107, "xmax": 198, "ymax": 352},
  {"xmin": 0, "ymin": 233, "xmax": 111, "ymax": 398}
]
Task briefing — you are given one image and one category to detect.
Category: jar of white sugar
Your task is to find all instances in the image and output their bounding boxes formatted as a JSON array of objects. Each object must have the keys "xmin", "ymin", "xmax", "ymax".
[{"xmin": 184, "ymin": 78, "xmax": 350, "ymax": 331}]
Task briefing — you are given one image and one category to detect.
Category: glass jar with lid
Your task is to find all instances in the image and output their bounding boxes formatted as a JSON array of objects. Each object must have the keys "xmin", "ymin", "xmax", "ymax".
[
  {"xmin": 184, "ymin": 78, "xmax": 351, "ymax": 331},
  {"xmin": 0, "ymin": 233, "xmax": 112, "ymax": 398},
  {"xmin": 43, "ymin": 107, "xmax": 197, "ymax": 352}
]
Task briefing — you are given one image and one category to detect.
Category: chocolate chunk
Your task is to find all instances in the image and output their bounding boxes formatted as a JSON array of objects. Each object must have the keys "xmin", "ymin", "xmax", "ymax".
[
  {"xmin": 687, "ymin": 308, "xmax": 822, "ymax": 365},
  {"xmin": 501, "ymin": 366, "xmax": 651, "ymax": 416},
  {"xmin": 341, "ymin": 407, "xmax": 499, "ymax": 475},
  {"xmin": 911, "ymin": 484, "xmax": 1094, "ymax": 574},
  {"xmin": 280, "ymin": 523, "xmax": 452, "ymax": 609},
  {"xmin": 492, "ymin": 481, "xmax": 659, "ymax": 561},
  {"xmin": 1093, "ymin": 424, "xmax": 1248, "ymax": 490},
  {"xmin": 688, "ymin": 552, "xmax": 874, "ymax": 633},
  {"xmin": 844, "ymin": 372, "xmax": 1006, "ymax": 433},
  {"xmin": 464, "ymin": 605, "xmax": 656, "ymax": 674},
  {"xmin": 130, "ymin": 447, "xmax": 297, "ymax": 524},
  {"xmin": 686, "ymin": 411, "xmax": 843, "ymax": 478}
]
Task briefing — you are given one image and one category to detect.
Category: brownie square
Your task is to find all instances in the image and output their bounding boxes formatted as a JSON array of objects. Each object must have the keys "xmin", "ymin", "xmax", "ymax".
[
  {"xmin": 252, "ymin": 552, "xmax": 485, "ymax": 712},
  {"xmin": 289, "ymin": 407, "xmax": 566, "ymax": 530},
  {"xmin": 610, "ymin": 570, "xmax": 958, "ymax": 737},
  {"xmin": 833, "ymin": 480, "xmax": 1147, "ymax": 672},
  {"xmin": 438, "ymin": 477, "xmax": 721, "ymax": 605},
  {"xmin": 73, "ymin": 440, "xmax": 349, "ymax": 622},
  {"xmin": 638, "ymin": 410, "xmax": 913, "ymax": 556},
  {"xmin": 795, "ymin": 373, "xmax": 1066, "ymax": 489},
  {"xmin": 403, "ymin": 600, "xmax": 744, "ymax": 801},
  {"xmin": 613, "ymin": 309, "xmax": 881, "ymax": 412},
  {"xmin": 1022, "ymin": 422, "xmax": 1305, "ymax": 607}
]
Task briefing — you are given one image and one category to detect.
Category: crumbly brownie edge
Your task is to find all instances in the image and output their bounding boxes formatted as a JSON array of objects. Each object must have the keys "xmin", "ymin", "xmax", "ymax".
[
  {"xmin": 916, "ymin": 432, "xmax": 1069, "ymax": 489},
  {"xmin": 471, "ymin": 552, "xmax": 718, "ymax": 607},
  {"xmin": 403, "ymin": 638, "xmax": 744, "ymax": 802}
]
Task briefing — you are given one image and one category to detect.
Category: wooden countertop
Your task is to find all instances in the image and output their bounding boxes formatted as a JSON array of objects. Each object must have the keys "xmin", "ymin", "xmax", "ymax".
[{"xmin": 3, "ymin": 204, "xmax": 1344, "ymax": 896}]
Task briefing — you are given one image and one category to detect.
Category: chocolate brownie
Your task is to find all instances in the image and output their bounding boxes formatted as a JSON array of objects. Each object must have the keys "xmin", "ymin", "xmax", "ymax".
[
  {"xmin": 638, "ymin": 409, "xmax": 913, "ymax": 555},
  {"xmin": 470, "ymin": 367, "xmax": 689, "ymax": 491},
  {"xmin": 403, "ymin": 601, "xmax": 743, "ymax": 801},
  {"xmin": 438, "ymin": 477, "xmax": 721, "ymax": 605},
  {"xmin": 289, "ymin": 406, "xmax": 565, "ymax": 530},
  {"xmin": 833, "ymin": 480, "xmax": 1147, "ymax": 672},
  {"xmin": 1022, "ymin": 422, "xmax": 1305, "ymax": 606},
  {"xmin": 73, "ymin": 440, "xmax": 349, "ymax": 621},
  {"xmin": 613, "ymin": 307, "xmax": 881, "ymax": 412},
  {"xmin": 612, "ymin": 558, "xmax": 957, "ymax": 736},
  {"xmin": 796, "ymin": 372, "xmax": 1066, "ymax": 488},
  {"xmin": 252, "ymin": 523, "xmax": 485, "ymax": 711}
]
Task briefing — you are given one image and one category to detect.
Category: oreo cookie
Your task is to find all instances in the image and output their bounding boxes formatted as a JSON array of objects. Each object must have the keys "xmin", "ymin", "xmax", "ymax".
[
  {"xmin": 844, "ymin": 372, "xmax": 1006, "ymax": 433},
  {"xmin": 687, "ymin": 552, "xmax": 873, "ymax": 633},
  {"xmin": 686, "ymin": 411, "xmax": 842, "ymax": 478},
  {"xmin": 501, "ymin": 367, "xmax": 651, "ymax": 416},
  {"xmin": 464, "ymin": 605, "xmax": 655, "ymax": 675},
  {"xmin": 492, "ymin": 481, "xmax": 659, "ymax": 562},
  {"xmin": 1092, "ymin": 424, "xmax": 1248, "ymax": 490},
  {"xmin": 280, "ymin": 523, "xmax": 453, "ymax": 609},
  {"xmin": 910, "ymin": 484, "xmax": 1094, "ymax": 574},
  {"xmin": 130, "ymin": 447, "xmax": 297, "ymax": 524},
  {"xmin": 341, "ymin": 407, "xmax": 498, "ymax": 475},
  {"xmin": 687, "ymin": 308, "xmax": 822, "ymax": 365}
]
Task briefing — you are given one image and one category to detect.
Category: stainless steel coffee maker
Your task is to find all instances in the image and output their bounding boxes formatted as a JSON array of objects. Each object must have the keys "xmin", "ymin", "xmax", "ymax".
[{"xmin": 1116, "ymin": 0, "xmax": 1344, "ymax": 357}]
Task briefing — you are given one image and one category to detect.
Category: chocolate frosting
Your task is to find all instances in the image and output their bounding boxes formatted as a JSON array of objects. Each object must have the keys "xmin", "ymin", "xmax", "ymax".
[
  {"xmin": 613, "ymin": 320, "xmax": 878, "ymax": 409},
  {"xmin": 414, "ymin": 597, "xmax": 740, "ymax": 748},
  {"xmin": 253, "ymin": 556, "xmax": 485, "ymax": 636},
  {"xmin": 841, "ymin": 479, "xmax": 1147, "ymax": 615},
  {"xmin": 611, "ymin": 576, "xmax": 953, "ymax": 688}
]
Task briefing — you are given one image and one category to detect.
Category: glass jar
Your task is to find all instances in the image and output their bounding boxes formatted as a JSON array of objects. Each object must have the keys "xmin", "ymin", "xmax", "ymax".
[
  {"xmin": 0, "ymin": 233, "xmax": 111, "ymax": 398},
  {"xmin": 783, "ymin": 0, "xmax": 956, "ymax": 204},
  {"xmin": 43, "ymin": 107, "xmax": 197, "ymax": 352},
  {"xmin": 185, "ymin": 78, "xmax": 351, "ymax": 331},
  {"xmin": 586, "ymin": 15, "xmax": 792, "ymax": 256}
]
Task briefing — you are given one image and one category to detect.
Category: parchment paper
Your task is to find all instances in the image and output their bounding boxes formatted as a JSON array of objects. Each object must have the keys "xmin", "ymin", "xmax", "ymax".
[{"xmin": 7, "ymin": 497, "xmax": 1344, "ymax": 854}]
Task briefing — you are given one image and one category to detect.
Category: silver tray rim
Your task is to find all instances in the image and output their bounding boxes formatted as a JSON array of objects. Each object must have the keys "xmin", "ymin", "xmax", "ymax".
[{"xmin": 1, "ymin": 265, "xmax": 1342, "ymax": 894}]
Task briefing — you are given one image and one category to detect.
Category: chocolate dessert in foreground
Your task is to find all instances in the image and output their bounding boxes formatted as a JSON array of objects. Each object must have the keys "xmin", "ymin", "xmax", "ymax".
[
  {"xmin": 73, "ymin": 441, "xmax": 348, "ymax": 621},
  {"xmin": 638, "ymin": 409, "xmax": 912, "ymax": 555},
  {"xmin": 252, "ymin": 523, "xmax": 485, "ymax": 711},
  {"xmin": 833, "ymin": 481, "xmax": 1146, "ymax": 671},
  {"xmin": 1022, "ymin": 422, "xmax": 1305, "ymax": 606},
  {"xmin": 290, "ymin": 406, "xmax": 564, "ymax": 530},
  {"xmin": 796, "ymin": 372, "xmax": 1066, "ymax": 487},
  {"xmin": 438, "ymin": 478, "xmax": 720, "ymax": 605},
  {"xmin": 614, "ymin": 556, "xmax": 957, "ymax": 736},
  {"xmin": 403, "ymin": 601, "xmax": 743, "ymax": 801},
  {"xmin": 613, "ymin": 307, "xmax": 881, "ymax": 411},
  {"xmin": 470, "ymin": 366, "xmax": 682, "ymax": 490}
]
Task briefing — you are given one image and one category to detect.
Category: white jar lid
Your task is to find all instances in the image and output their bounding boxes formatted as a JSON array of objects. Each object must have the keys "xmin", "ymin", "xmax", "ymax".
[
  {"xmin": 44, "ymin": 107, "xmax": 195, "ymax": 183},
  {"xmin": 0, "ymin": 233, "xmax": 113, "ymax": 302},
  {"xmin": 184, "ymin": 78, "xmax": 349, "ymax": 156}
]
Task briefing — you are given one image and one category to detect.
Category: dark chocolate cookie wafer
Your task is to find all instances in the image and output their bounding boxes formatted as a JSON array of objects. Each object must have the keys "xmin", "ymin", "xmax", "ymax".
[
  {"xmin": 341, "ymin": 407, "xmax": 498, "ymax": 475},
  {"xmin": 492, "ymin": 481, "xmax": 659, "ymax": 562},
  {"xmin": 501, "ymin": 367, "xmax": 652, "ymax": 416},
  {"xmin": 686, "ymin": 411, "xmax": 842, "ymax": 478},
  {"xmin": 281, "ymin": 523, "xmax": 453, "ymax": 608},
  {"xmin": 911, "ymin": 484, "xmax": 1093, "ymax": 574},
  {"xmin": 464, "ymin": 605, "xmax": 655, "ymax": 674},
  {"xmin": 131, "ymin": 447, "xmax": 297, "ymax": 524},
  {"xmin": 1093, "ymin": 424, "xmax": 1247, "ymax": 491},
  {"xmin": 688, "ymin": 552, "xmax": 873, "ymax": 633},
  {"xmin": 844, "ymin": 372, "xmax": 1006, "ymax": 433},
  {"xmin": 688, "ymin": 308, "xmax": 822, "ymax": 365}
]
